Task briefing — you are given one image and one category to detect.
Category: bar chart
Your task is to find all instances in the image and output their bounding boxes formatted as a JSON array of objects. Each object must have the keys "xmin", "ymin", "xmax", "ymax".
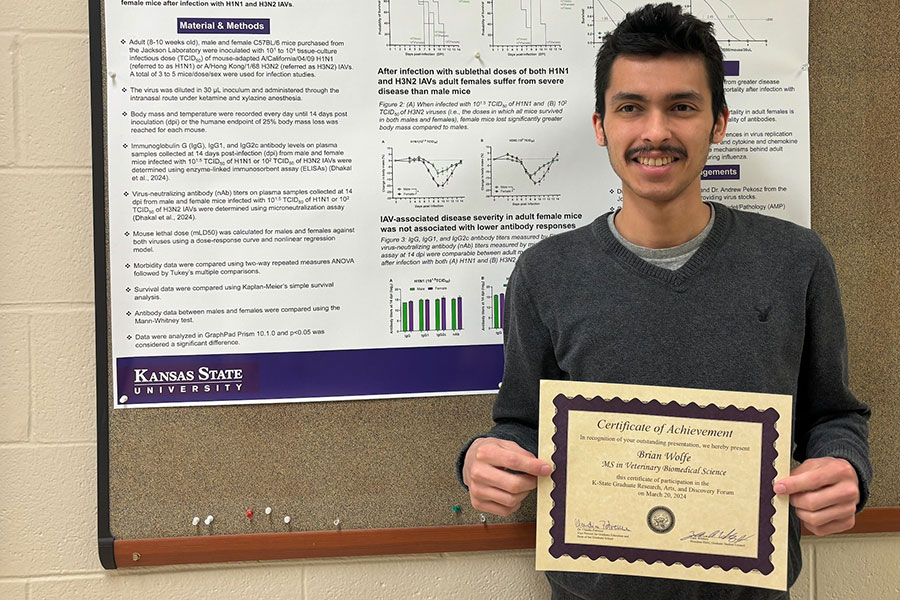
[
  {"xmin": 389, "ymin": 279, "xmax": 464, "ymax": 335},
  {"xmin": 400, "ymin": 295, "xmax": 464, "ymax": 332},
  {"xmin": 481, "ymin": 277, "xmax": 507, "ymax": 334}
]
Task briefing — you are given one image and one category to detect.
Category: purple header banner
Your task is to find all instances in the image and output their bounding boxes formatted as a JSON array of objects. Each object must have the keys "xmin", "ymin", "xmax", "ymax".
[
  {"xmin": 116, "ymin": 344, "xmax": 504, "ymax": 406},
  {"xmin": 701, "ymin": 164, "xmax": 740, "ymax": 180},
  {"xmin": 177, "ymin": 18, "xmax": 270, "ymax": 34}
]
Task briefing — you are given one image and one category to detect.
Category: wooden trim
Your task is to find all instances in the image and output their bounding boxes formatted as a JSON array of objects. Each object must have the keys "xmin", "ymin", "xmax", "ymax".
[
  {"xmin": 117, "ymin": 507, "xmax": 900, "ymax": 568},
  {"xmin": 800, "ymin": 506, "xmax": 900, "ymax": 536},
  {"xmin": 116, "ymin": 522, "xmax": 537, "ymax": 567}
]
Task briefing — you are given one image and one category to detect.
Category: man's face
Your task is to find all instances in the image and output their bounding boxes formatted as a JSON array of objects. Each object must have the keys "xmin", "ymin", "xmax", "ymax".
[{"xmin": 593, "ymin": 53, "xmax": 728, "ymax": 207}]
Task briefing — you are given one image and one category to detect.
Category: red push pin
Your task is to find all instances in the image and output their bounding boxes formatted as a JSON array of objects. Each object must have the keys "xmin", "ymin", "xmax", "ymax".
[{"xmin": 246, "ymin": 509, "xmax": 254, "ymax": 520}]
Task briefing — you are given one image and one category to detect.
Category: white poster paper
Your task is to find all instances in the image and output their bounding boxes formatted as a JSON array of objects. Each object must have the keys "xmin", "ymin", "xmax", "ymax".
[{"xmin": 103, "ymin": 1, "xmax": 810, "ymax": 407}]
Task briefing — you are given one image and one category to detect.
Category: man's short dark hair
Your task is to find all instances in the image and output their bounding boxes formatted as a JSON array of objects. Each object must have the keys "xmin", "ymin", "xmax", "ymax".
[{"xmin": 594, "ymin": 3, "xmax": 726, "ymax": 124}]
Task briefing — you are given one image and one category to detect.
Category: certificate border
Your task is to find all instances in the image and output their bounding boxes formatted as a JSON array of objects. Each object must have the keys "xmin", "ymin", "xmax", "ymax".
[{"xmin": 548, "ymin": 394, "xmax": 781, "ymax": 575}]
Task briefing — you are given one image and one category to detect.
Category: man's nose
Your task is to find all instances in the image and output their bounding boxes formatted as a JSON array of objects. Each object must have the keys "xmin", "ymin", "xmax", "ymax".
[{"xmin": 641, "ymin": 110, "xmax": 672, "ymax": 144}]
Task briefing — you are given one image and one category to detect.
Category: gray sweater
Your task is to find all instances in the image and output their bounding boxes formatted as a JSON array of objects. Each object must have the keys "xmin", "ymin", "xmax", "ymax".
[{"xmin": 458, "ymin": 203, "xmax": 871, "ymax": 599}]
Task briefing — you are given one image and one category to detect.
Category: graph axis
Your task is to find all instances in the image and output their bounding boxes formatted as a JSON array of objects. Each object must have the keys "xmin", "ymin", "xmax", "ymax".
[
  {"xmin": 385, "ymin": 146, "xmax": 467, "ymax": 203},
  {"xmin": 488, "ymin": 0, "xmax": 564, "ymax": 51},
  {"xmin": 484, "ymin": 144, "xmax": 561, "ymax": 201},
  {"xmin": 382, "ymin": 0, "xmax": 462, "ymax": 51}
]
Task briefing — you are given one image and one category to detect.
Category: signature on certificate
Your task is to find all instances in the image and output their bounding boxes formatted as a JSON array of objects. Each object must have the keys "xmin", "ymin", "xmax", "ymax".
[
  {"xmin": 575, "ymin": 518, "xmax": 632, "ymax": 532},
  {"xmin": 680, "ymin": 528, "xmax": 754, "ymax": 545}
]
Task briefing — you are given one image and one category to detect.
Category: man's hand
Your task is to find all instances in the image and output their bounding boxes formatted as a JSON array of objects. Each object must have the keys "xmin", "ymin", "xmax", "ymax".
[
  {"xmin": 462, "ymin": 438, "xmax": 552, "ymax": 517},
  {"xmin": 774, "ymin": 457, "xmax": 860, "ymax": 536}
]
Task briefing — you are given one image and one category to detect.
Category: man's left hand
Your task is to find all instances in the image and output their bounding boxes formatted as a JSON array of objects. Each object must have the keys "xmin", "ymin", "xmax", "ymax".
[{"xmin": 774, "ymin": 457, "xmax": 860, "ymax": 536}]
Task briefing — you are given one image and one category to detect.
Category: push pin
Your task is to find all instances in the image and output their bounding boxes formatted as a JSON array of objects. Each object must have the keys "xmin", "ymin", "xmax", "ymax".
[
  {"xmin": 333, "ymin": 518, "xmax": 342, "ymax": 528},
  {"xmin": 246, "ymin": 509, "xmax": 254, "ymax": 520},
  {"xmin": 192, "ymin": 516, "xmax": 200, "ymax": 526},
  {"xmin": 204, "ymin": 515, "xmax": 214, "ymax": 525},
  {"xmin": 109, "ymin": 71, "xmax": 117, "ymax": 80},
  {"xmin": 480, "ymin": 513, "xmax": 487, "ymax": 524},
  {"xmin": 119, "ymin": 395, "xmax": 128, "ymax": 404},
  {"xmin": 265, "ymin": 506, "xmax": 273, "ymax": 516},
  {"xmin": 284, "ymin": 516, "xmax": 291, "ymax": 524},
  {"xmin": 451, "ymin": 504, "xmax": 462, "ymax": 514},
  {"xmin": 474, "ymin": 51, "xmax": 481, "ymax": 59}
]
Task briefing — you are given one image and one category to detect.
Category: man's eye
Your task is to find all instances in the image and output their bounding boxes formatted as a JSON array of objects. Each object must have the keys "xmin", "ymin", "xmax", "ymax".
[
  {"xmin": 674, "ymin": 104, "xmax": 694, "ymax": 112},
  {"xmin": 618, "ymin": 105, "xmax": 637, "ymax": 113}
]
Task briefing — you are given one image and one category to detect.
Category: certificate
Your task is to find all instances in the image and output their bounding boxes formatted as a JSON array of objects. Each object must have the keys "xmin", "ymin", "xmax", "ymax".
[{"xmin": 536, "ymin": 381, "xmax": 792, "ymax": 591}]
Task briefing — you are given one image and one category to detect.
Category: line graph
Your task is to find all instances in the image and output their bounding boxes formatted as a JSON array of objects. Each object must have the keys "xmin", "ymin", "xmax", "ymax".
[
  {"xmin": 585, "ymin": 1, "xmax": 690, "ymax": 45},
  {"xmin": 396, "ymin": 155, "xmax": 463, "ymax": 188},
  {"xmin": 488, "ymin": 0, "xmax": 564, "ymax": 51},
  {"xmin": 483, "ymin": 143, "xmax": 561, "ymax": 204},
  {"xmin": 383, "ymin": 146, "xmax": 466, "ymax": 205},
  {"xmin": 380, "ymin": 0, "xmax": 461, "ymax": 51},
  {"xmin": 697, "ymin": 0, "xmax": 771, "ymax": 46},
  {"xmin": 584, "ymin": 1, "xmax": 770, "ymax": 47},
  {"xmin": 493, "ymin": 151, "xmax": 559, "ymax": 185}
]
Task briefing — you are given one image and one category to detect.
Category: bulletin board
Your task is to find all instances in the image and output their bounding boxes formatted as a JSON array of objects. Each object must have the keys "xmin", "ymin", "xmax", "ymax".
[{"xmin": 91, "ymin": 0, "xmax": 900, "ymax": 569}]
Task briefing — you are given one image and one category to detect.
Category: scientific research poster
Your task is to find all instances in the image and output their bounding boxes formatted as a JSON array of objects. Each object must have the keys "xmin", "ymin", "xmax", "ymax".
[{"xmin": 104, "ymin": 1, "xmax": 810, "ymax": 407}]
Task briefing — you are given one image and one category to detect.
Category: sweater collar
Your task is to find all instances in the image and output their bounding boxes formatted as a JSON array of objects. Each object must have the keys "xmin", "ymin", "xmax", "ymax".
[{"xmin": 591, "ymin": 201, "xmax": 733, "ymax": 289}]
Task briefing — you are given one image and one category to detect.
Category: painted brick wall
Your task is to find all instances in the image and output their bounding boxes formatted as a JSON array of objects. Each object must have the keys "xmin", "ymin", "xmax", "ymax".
[{"xmin": 0, "ymin": 1, "xmax": 897, "ymax": 598}]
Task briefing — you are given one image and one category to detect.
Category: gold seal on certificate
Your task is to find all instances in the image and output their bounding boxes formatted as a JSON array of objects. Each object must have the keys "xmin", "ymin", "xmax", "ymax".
[{"xmin": 536, "ymin": 381, "xmax": 793, "ymax": 591}]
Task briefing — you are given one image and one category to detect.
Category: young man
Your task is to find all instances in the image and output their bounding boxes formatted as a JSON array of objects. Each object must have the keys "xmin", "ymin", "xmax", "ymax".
[{"xmin": 458, "ymin": 4, "xmax": 871, "ymax": 599}]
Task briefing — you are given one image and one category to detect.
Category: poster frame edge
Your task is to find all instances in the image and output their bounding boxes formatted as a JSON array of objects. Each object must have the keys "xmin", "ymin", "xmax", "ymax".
[{"xmin": 90, "ymin": 0, "xmax": 117, "ymax": 570}]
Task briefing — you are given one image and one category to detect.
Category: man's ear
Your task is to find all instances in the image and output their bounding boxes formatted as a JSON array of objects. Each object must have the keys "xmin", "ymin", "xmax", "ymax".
[
  {"xmin": 711, "ymin": 107, "xmax": 729, "ymax": 144},
  {"xmin": 592, "ymin": 113, "xmax": 606, "ymax": 146}
]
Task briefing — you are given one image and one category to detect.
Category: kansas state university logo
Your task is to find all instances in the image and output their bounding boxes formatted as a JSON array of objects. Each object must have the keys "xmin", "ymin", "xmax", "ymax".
[{"xmin": 130, "ymin": 366, "xmax": 246, "ymax": 396}]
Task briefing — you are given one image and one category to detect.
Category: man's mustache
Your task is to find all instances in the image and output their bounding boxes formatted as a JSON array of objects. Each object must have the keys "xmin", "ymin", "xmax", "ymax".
[{"xmin": 625, "ymin": 145, "xmax": 688, "ymax": 160}]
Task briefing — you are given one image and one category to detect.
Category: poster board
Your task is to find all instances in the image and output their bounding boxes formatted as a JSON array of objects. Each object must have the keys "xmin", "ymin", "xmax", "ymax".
[{"xmin": 91, "ymin": 0, "xmax": 900, "ymax": 569}]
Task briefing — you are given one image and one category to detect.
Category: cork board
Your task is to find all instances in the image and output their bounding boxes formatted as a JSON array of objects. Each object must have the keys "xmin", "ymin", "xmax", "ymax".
[
  {"xmin": 106, "ymin": 395, "xmax": 513, "ymax": 539},
  {"xmin": 807, "ymin": 0, "xmax": 899, "ymax": 510},
  {"xmin": 94, "ymin": 0, "xmax": 899, "ymax": 566}
]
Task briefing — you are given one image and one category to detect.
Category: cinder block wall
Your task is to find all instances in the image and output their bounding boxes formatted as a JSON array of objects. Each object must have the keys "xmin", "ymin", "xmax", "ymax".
[{"xmin": 1, "ymin": 2, "xmax": 897, "ymax": 598}]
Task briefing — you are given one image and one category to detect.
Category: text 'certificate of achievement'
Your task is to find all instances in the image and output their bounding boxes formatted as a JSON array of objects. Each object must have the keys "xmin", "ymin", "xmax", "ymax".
[{"xmin": 536, "ymin": 381, "xmax": 792, "ymax": 590}]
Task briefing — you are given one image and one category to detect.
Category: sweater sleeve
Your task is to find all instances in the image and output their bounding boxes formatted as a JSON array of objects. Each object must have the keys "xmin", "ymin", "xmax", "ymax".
[
  {"xmin": 456, "ymin": 259, "xmax": 565, "ymax": 487},
  {"xmin": 793, "ymin": 244, "xmax": 872, "ymax": 510}
]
